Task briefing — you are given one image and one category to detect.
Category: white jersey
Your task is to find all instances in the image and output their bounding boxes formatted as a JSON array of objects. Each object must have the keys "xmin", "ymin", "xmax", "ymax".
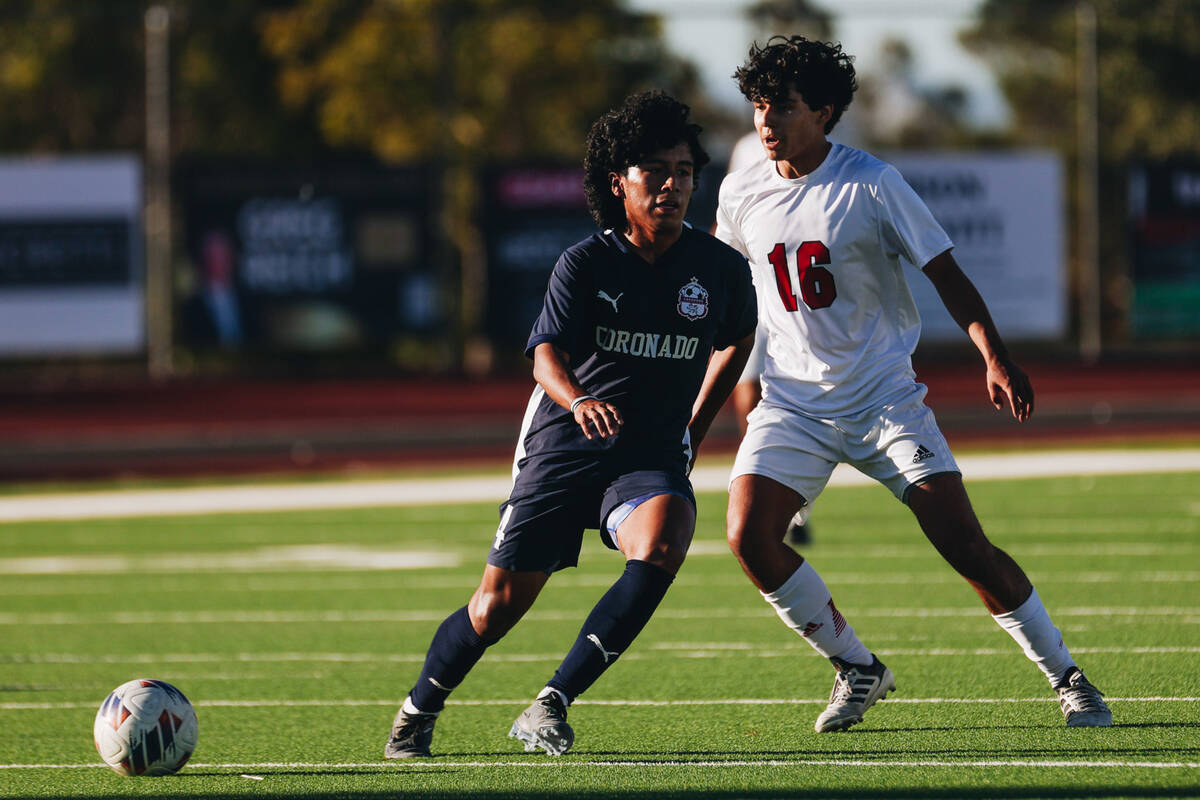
[{"xmin": 716, "ymin": 142, "xmax": 953, "ymax": 417}]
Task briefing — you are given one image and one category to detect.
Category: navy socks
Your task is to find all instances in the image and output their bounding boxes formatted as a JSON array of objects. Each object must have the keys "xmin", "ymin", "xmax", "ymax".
[
  {"xmin": 408, "ymin": 561, "xmax": 675, "ymax": 712},
  {"xmin": 547, "ymin": 559, "xmax": 675, "ymax": 703},
  {"xmin": 408, "ymin": 606, "xmax": 493, "ymax": 713}
]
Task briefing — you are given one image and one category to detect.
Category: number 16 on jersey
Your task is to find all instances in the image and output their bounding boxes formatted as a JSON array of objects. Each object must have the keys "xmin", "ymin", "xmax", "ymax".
[{"xmin": 768, "ymin": 241, "xmax": 837, "ymax": 311}]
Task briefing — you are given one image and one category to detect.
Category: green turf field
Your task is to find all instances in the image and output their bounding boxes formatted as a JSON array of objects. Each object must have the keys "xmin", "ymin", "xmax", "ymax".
[{"xmin": 1, "ymin": 468, "xmax": 1197, "ymax": 799}]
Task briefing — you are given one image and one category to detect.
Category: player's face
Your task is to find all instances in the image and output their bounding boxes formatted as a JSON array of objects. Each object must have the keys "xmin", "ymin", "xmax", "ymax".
[
  {"xmin": 753, "ymin": 88, "xmax": 830, "ymax": 168},
  {"xmin": 612, "ymin": 142, "xmax": 695, "ymax": 236}
]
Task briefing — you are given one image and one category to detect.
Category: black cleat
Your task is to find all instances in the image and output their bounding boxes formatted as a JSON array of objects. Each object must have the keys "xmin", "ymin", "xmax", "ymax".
[{"xmin": 786, "ymin": 518, "xmax": 812, "ymax": 546}]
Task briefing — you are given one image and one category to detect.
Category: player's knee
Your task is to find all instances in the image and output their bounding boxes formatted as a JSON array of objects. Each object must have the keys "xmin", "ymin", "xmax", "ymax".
[
  {"xmin": 943, "ymin": 532, "xmax": 998, "ymax": 578},
  {"xmin": 726, "ymin": 501, "xmax": 771, "ymax": 550},
  {"xmin": 725, "ymin": 511, "xmax": 749, "ymax": 555},
  {"xmin": 639, "ymin": 540, "xmax": 688, "ymax": 574},
  {"xmin": 467, "ymin": 590, "xmax": 525, "ymax": 640}
]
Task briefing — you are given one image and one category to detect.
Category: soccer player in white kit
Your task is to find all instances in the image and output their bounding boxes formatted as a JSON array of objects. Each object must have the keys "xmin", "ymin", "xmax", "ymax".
[
  {"xmin": 725, "ymin": 130, "xmax": 812, "ymax": 545},
  {"xmin": 714, "ymin": 35, "xmax": 1112, "ymax": 731}
]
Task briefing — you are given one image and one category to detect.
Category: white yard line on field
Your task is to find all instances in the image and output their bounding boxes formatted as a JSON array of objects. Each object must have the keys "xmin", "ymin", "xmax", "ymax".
[
  {"xmin": 0, "ymin": 545, "xmax": 462, "ymax": 576},
  {"xmin": 3, "ymin": 696, "xmax": 1198, "ymax": 712},
  {"xmin": 0, "ymin": 448, "xmax": 1197, "ymax": 523},
  {"xmin": 2, "ymin": 605, "xmax": 1197, "ymax": 626},
  {"xmin": 4, "ymin": 569, "xmax": 1198, "ymax": 587},
  {"xmin": 4, "ymin": 644, "xmax": 1199, "ymax": 670},
  {"xmin": 7, "ymin": 547, "xmax": 1197, "ymax": 577}
]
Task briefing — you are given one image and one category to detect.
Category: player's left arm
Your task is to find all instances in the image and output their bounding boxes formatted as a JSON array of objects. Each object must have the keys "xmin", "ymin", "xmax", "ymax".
[
  {"xmin": 688, "ymin": 330, "xmax": 756, "ymax": 462},
  {"xmin": 921, "ymin": 250, "xmax": 1034, "ymax": 422}
]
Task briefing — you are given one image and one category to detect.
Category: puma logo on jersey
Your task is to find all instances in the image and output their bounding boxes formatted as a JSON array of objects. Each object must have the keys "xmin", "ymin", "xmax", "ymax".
[
  {"xmin": 597, "ymin": 290, "xmax": 624, "ymax": 312},
  {"xmin": 587, "ymin": 634, "xmax": 620, "ymax": 663}
]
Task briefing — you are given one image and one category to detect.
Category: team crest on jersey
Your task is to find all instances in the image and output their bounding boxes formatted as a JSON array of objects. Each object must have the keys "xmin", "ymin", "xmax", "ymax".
[{"xmin": 677, "ymin": 277, "xmax": 709, "ymax": 321}]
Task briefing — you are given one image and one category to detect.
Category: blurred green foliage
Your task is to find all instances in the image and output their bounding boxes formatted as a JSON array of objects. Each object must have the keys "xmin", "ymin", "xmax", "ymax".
[
  {"xmin": 962, "ymin": 0, "xmax": 1200, "ymax": 341},
  {"xmin": 0, "ymin": 0, "xmax": 704, "ymax": 163},
  {"xmin": 963, "ymin": 0, "xmax": 1200, "ymax": 161}
]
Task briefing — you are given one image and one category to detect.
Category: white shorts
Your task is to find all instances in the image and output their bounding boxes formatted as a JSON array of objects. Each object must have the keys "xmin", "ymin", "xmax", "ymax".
[{"xmin": 730, "ymin": 384, "xmax": 960, "ymax": 506}]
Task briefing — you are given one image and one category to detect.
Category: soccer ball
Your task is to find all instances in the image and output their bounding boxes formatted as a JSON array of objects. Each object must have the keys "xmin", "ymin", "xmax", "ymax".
[{"xmin": 93, "ymin": 679, "xmax": 198, "ymax": 776}]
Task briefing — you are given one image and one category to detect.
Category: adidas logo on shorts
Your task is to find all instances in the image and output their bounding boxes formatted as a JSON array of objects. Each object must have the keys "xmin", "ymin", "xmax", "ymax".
[{"xmin": 912, "ymin": 444, "xmax": 935, "ymax": 463}]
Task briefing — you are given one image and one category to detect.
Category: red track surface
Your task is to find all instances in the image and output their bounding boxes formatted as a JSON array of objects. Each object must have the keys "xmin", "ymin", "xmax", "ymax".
[{"xmin": 1, "ymin": 358, "xmax": 1197, "ymax": 482}]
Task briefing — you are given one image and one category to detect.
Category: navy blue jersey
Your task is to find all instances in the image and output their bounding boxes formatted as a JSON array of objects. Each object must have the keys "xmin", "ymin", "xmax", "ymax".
[{"xmin": 519, "ymin": 225, "xmax": 756, "ymax": 473}]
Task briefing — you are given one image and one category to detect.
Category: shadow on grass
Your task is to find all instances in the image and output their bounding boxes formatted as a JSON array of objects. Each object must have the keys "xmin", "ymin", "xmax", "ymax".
[
  {"xmin": 568, "ymin": 747, "xmax": 1200, "ymax": 760},
  {"xmin": 16, "ymin": 788, "xmax": 1200, "ymax": 800}
]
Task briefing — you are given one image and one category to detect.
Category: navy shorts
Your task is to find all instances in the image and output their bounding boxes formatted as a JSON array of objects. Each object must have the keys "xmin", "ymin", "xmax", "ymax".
[{"xmin": 488, "ymin": 463, "xmax": 695, "ymax": 574}]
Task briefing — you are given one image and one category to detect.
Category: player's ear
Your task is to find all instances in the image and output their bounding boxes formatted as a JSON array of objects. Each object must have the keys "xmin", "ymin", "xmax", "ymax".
[{"xmin": 610, "ymin": 172, "xmax": 625, "ymax": 199}]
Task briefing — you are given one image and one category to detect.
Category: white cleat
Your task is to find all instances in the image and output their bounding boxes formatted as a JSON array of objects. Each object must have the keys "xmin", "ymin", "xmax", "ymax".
[
  {"xmin": 814, "ymin": 655, "xmax": 895, "ymax": 732},
  {"xmin": 1057, "ymin": 667, "xmax": 1112, "ymax": 727},
  {"xmin": 509, "ymin": 693, "xmax": 574, "ymax": 755}
]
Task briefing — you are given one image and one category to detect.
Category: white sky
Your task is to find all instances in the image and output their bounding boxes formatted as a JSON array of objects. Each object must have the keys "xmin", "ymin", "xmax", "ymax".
[{"xmin": 627, "ymin": 0, "xmax": 1009, "ymax": 129}]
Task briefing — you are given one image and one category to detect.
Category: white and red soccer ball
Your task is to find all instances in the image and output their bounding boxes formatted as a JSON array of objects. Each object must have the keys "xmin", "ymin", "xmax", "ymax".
[{"xmin": 93, "ymin": 679, "xmax": 198, "ymax": 776}]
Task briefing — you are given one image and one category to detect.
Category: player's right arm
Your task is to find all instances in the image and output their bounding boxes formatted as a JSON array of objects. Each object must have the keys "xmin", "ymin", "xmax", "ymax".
[
  {"xmin": 526, "ymin": 246, "xmax": 624, "ymax": 441},
  {"xmin": 688, "ymin": 330, "xmax": 756, "ymax": 462},
  {"xmin": 531, "ymin": 342, "xmax": 623, "ymax": 441},
  {"xmin": 921, "ymin": 250, "xmax": 1034, "ymax": 422}
]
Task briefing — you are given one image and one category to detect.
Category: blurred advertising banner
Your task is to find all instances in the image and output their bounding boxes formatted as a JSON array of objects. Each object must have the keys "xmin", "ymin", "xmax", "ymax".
[
  {"xmin": 481, "ymin": 166, "xmax": 597, "ymax": 346},
  {"xmin": 0, "ymin": 156, "xmax": 144, "ymax": 356},
  {"xmin": 177, "ymin": 162, "xmax": 438, "ymax": 351},
  {"xmin": 1129, "ymin": 161, "xmax": 1200, "ymax": 338},
  {"xmin": 887, "ymin": 151, "xmax": 1066, "ymax": 342}
]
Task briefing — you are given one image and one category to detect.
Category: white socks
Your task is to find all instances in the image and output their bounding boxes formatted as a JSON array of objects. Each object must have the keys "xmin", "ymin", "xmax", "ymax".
[
  {"xmin": 762, "ymin": 560, "xmax": 872, "ymax": 665},
  {"xmin": 402, "ymin": 695, "xmax": 436, "ymax": 717},
  {"xmin": 992, "ymin": 587, "xmax": 1076, "ymax": 687}
]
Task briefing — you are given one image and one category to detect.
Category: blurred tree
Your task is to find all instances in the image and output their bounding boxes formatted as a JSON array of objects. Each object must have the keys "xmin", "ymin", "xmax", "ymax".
[
  {"xmin": 0, "ymin": 1, "xmax": 145, "ymax": 152},
  {"xmin": 963, "ymin": 0, "xmax": 1200, "ymax": 160},
  {"xmin": 0, "ymin": 0, "xmax": 702, "ymax": 161},
  {"xmin": 745, "ymin": 0, "xmax": 831, "ymax": 41},
  {"xmin": 257, "ymin": 0, "xmax": 701, "ymax": 163},
  {"xmin": 854, "ymin": 37, "xmax": 975, "ymax": 149},
  {"xmin": 0, "ymin": 1, "xmax": 327, "ymax": 156},
  {"xmin": 962, "ymin": 0, "xmax": 1200, "ymax": 343}
]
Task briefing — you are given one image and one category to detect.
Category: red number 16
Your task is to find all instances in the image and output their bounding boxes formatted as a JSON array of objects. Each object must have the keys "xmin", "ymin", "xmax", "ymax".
[{"xmin": 767, "ymin": 241, "xmax": 837, "ymax": 311}]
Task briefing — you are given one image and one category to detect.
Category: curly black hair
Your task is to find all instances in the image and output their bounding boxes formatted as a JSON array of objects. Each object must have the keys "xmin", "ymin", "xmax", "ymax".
[
  {"xmin": 583, "ymin": 90, "xmax": 710, "ymax": 231},
  {"xmin": 734, "ymin": 36, "xmax": 857, "ymax": 134}
]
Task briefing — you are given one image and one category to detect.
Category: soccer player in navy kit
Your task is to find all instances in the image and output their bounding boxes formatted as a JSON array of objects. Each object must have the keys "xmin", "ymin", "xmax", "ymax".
[{"xmin": 384, "ymin": 91, "xmax": 757, "ymax": 759}]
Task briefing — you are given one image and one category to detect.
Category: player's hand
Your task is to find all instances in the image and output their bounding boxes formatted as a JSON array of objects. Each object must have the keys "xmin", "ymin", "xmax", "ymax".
[
  {"xmin": 986, "ymin": 358, "xmax": 1034, "ymax": 422},
  {"xmin": 573, "ymin": 398, "xmax": 623, "ymax": 440}
]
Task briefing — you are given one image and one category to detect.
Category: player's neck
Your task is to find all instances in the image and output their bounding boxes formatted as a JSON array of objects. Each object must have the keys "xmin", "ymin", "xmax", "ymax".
[
  {"xmin": 775, "ymin": 139, "xmax": 832, "ymax": 180},
  {"xmin": 622, "ymin": 223, "xmax": 683, "ymax": 264}
]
